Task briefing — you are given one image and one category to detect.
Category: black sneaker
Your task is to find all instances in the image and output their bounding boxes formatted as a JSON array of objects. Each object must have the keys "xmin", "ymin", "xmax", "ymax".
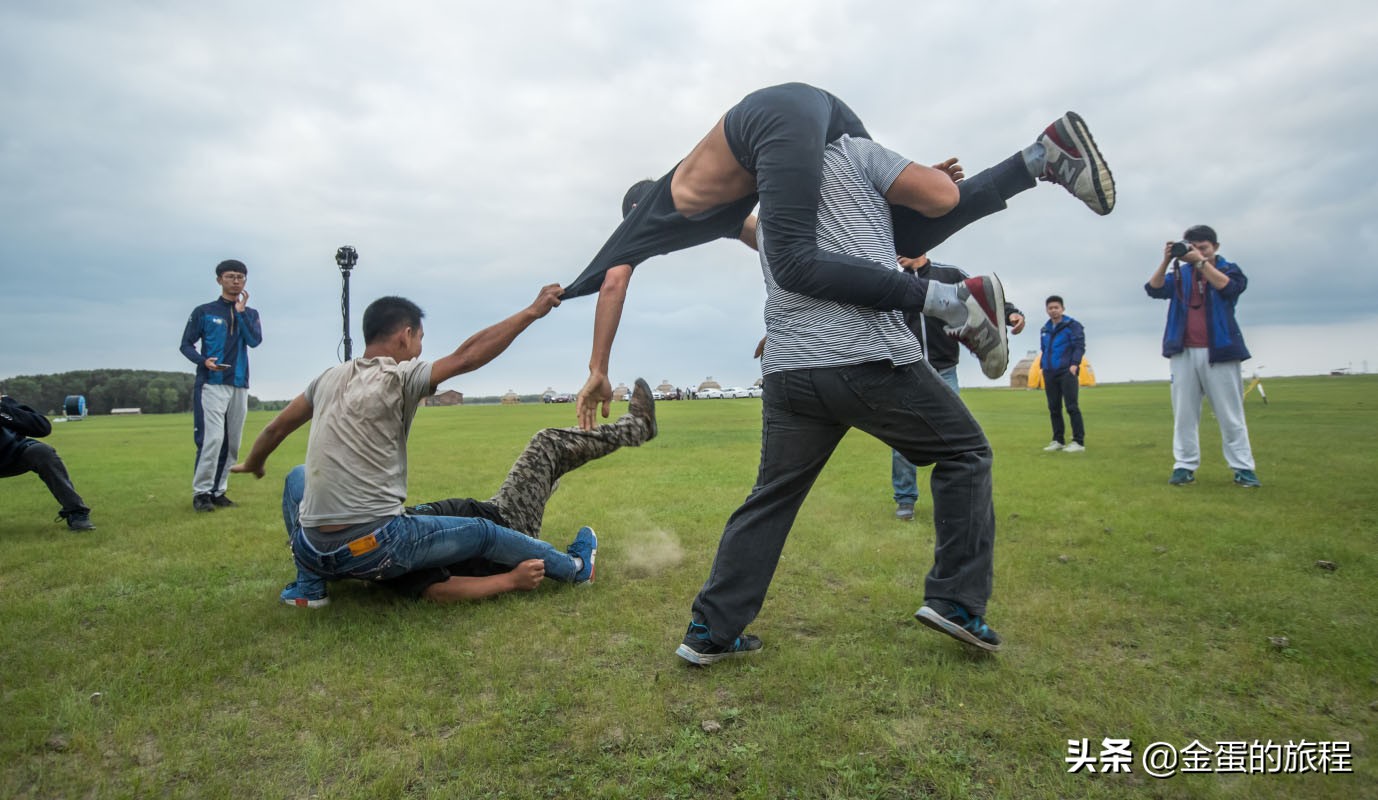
[
  {"xmin": 675, "ymin": 621, "xmax": 763, "ymax": 666},
  {"xmin": 915, "ymin": 599, "xmax": 1002, "ymax": 652},
  {"xmin": 59, "ymin": 510, "xmax": 96, "ymax": 531},
  {"xmin": 210, "ymin": 494, "xmax": 237, "ymax": 508},
  {"xmin": 193, "ymin": 494, "xmax": 216, "ymax": 512}
]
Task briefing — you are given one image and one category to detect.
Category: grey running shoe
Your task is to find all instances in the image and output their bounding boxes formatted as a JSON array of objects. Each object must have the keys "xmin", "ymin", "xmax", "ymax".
[
  {"xmin": 629, "ymin": 377, "xmax": 658, "ymax": 442},
  {"xmin": 1043, "ymin": 441, "xmax": 1065, "ymax": 452},
  {"xmin": 1037, "ymin": 112, "xmax": 1116, "ymax": 215},
  {"xmin": 946, "ymin": 275, "xmax": 1008, "ymax": 379},
  {"xmin": 895, "ymin": 502, "xmax": 915, "ymax": 521}
]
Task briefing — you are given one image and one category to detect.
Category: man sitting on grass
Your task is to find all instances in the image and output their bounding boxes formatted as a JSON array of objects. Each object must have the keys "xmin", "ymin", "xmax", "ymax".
[
  {"xmin": 280, "ymin": 376, "xmax": 658, "ymax": 604},
  {"xmin": 232, "ymin": 291, "xmax": 655, "ymax": 607}
]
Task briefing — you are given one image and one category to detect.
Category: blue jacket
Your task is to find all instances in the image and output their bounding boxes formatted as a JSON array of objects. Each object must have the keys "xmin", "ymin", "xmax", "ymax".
[
  {"xmin": 1144, "ymin": 256, "xmax": 1250, "ymax": 363},
  {"xmin": 179, "ymin": 297, "xmax": 262, "ymax": 388},
  {"xmin": 1040, "ymin": 316, "xmax": 1085, "ymax": 375}
]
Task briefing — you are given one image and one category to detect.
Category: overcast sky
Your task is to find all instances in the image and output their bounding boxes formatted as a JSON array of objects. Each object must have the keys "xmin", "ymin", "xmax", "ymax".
[{"xmin": 3, "ymin": 1, "xmax": 1376, "ymax": 402}]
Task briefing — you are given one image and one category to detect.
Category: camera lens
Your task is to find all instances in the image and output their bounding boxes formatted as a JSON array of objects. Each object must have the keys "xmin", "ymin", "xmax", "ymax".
[{"xmin": 1169, "ymin": 241, "xmax": 1191, "ymax": 259}]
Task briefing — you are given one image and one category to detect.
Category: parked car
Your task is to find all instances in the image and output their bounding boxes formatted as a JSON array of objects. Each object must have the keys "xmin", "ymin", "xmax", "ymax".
[
  {"xmin": 723, "ymin": 387, "xmax": 751, "ymax": 399},
  {"xmin": 543, "ymin": 392, "xmax": 573, "ymax": 404},
  {"xmin": 699, "ymin": 387, "xmax": 724, "ymax": 399},
  {"xmin": 745, "ymin": 386, "xmax": 764, "ymax": 398}
]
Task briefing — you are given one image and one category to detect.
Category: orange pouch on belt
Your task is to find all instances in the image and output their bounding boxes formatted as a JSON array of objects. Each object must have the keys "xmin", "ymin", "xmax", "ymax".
[{"xmin": 348, "ymin": 533, "xmax": 380, "ymax": 556}]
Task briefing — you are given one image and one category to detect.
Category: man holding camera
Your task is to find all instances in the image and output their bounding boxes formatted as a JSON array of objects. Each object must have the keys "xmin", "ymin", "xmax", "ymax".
[
  {"xmin": 1, "ymin": 391, "xmax": 95, "ymax": 531},
  {"xmin": 1146, "ymin": 225, "xmax": 1260, "ymax": 487},
  {"xmin": 179, "ymin": 259, "xmax": 262, "ymax": 512}
]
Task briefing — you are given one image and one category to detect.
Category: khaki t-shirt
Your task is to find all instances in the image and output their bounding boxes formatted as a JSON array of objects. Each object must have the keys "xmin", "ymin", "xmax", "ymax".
[{"xmin": 298, "ymin": 357, "xmax": 434, "ymax": 527}]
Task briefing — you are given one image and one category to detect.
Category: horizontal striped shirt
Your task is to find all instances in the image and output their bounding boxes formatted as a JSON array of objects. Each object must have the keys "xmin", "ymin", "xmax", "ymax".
[{"xmin": 759, "ymin": 135, "xmax": 924, "ymax": 374}]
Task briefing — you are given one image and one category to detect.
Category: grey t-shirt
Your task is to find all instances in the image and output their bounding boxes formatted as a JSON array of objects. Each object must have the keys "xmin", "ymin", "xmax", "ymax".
[
  {"xmin": 759, "ymin": 135, "xmax": 925, "ymax": 374},
  {"xmin": 298, "ymin": 357, "xmax": 434, "ymax": 527}
]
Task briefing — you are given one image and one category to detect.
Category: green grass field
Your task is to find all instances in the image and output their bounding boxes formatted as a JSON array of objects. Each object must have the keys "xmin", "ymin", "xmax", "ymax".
[{"xmin": 3, "ymin": 376, "xmax": 1374, "ymax": 799}]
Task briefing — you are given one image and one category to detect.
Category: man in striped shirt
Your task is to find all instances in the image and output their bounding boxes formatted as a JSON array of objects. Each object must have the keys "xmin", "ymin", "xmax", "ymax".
[
  {"xmin": 568, "ymin": 83, "xmax": 1114, "ymax": 430},
  {"xmin": 677, "ymin": 135, "xmax": 1009, "ymax": 665}
]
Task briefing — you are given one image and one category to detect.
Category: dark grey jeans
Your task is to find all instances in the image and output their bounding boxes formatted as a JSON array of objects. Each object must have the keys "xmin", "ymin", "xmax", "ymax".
[
  {"xmin": 1044, "ymin": 370, "xmax": 1085, "ymax": 445},
  {"xmin": 691, "ymin": 361, "xmax": 996, "ymax": 645}
]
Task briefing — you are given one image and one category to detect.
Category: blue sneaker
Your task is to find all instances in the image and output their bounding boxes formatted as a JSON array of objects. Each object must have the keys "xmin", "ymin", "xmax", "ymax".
[
  {"xmin": 280, "ymin": 581, "xmax": 329, "ymax": 609},
  {"xmin": 1169, "ymin": 468, "xmax": 1195, "ymax": 486},
  {"xmin": 915, "ymin": 599, "xmax": 1002, "ymax": 652},
  {"xmin": 675, "ymin": 621, "xmax": 763, "ymax": 666},
  {"xmin": 1233, "ymin": 469, "xmax": 1262, "ymax": 488},
  {"xmin": 567, "ymin": 527, "xmax": 598, "ymax": 583}
]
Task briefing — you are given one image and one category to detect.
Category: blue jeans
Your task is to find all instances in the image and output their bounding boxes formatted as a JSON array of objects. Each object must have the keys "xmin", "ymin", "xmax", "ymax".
[
  {"xmin": 892, "ymin": 364, "xmax": 961, "ymax": 504},
  {"xmin": 281, "ymin": 465, "xmax": 579, "ymax": 597}
]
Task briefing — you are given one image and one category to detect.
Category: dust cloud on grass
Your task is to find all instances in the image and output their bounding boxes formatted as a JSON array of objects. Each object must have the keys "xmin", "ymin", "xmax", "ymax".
[{"xmin": 615, "ymin": 527, "xmax": 685, "ymax": 579}]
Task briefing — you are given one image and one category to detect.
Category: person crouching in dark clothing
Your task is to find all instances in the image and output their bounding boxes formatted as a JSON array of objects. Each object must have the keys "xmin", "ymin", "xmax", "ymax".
[{"xmin": 0, "ymin": 393, "xmax": 94, "ymax": 531}]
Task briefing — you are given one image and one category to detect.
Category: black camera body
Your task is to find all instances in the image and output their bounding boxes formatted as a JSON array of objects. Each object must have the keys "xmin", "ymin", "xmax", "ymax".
[
  {"xmin": 1169, "ymin": 241, "xmax": 1194, "ymax": 259},
  {"xmin": 335, "ymin": 246, "xmax": 359, "ymax": 271}
]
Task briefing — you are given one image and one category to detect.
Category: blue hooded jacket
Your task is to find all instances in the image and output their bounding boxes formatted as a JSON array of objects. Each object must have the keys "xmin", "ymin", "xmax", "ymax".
[
  {"xmin": 1040, "ymin": 315, "xmax": 1085, "ymax": 375},
  {"xmin": 1144, "ymin": 256, "xmax": 1250, "ymax": 363}
]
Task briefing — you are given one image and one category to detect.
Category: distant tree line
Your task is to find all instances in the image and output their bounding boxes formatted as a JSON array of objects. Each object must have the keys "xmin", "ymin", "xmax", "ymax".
[{"xmin": 0, "ymin": 370, "xmax": 280, "ymax": 415}]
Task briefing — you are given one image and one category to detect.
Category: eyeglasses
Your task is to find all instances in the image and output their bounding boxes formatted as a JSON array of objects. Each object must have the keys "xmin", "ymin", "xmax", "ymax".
[{"xmin": 220, "ymin": 273, "xmax": 246, "ymax": 281}]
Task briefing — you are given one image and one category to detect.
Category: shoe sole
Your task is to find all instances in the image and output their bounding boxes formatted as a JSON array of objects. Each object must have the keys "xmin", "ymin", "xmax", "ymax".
[
  {"xmin": 282, "ymin": 596, "xmax": 330, "ymax": 609},
  {"xmin": 674, "ymin": 642, "xmax": 763, "ymax": 666},
  {"xmin": 915, "ymin": 606, "xmax": 1001, "ymax": 652},
  {"xmin": 1062, "ymin": 112, "xmax": 1115, "ymax": 215},
  {"xmin": 969, "ymin": 275, "xmax": 1008, "ymax": 378}
]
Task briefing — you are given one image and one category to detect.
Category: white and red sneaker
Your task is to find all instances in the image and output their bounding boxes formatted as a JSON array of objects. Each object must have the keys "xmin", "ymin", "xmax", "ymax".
[
  {"xmin": 1038, "ymin": 112, "xmax": 1115, "ymax": 215},
  {"xmin": 946, "ymin": 275, "xmax": 1008, "ymax": 379}
]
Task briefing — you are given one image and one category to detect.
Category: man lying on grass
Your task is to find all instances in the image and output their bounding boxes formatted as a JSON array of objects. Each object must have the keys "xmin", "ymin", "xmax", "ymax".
[{"xmin": 231, "ymin": 291, "xmax": 656, "ymax": 607}]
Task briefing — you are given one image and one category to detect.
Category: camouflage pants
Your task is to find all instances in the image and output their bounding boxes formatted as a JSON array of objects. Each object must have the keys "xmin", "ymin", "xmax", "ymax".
[{"xmin": 412, "ymin": 412, "xmax": 650, "ymax": 539}]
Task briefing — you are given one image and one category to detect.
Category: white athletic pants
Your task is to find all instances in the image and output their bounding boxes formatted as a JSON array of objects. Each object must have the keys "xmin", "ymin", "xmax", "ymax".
[
  {"xmin": 1169, "ymin": 348, "xmax": 1255, "ymax": 472},
  {"xmin": 193, "ymin": 384, "xmax": 249, "ymax": 495}
]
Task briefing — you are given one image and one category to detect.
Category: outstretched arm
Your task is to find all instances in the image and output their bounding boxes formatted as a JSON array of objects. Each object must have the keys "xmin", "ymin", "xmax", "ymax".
[
  {"xmin": 430, "ymin": 284, "xmax": 563, "ymax": 391},
  {"xmin": 576, "ymin": 264, "xmax": 631, "ymax": 430},
  {"xmin": 420, "ymin": 560, "xmax": 546, "ymax": 603},
  {"xmin": 232, "ymin": 393, "xmax": 313, "ymax": 478}
]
